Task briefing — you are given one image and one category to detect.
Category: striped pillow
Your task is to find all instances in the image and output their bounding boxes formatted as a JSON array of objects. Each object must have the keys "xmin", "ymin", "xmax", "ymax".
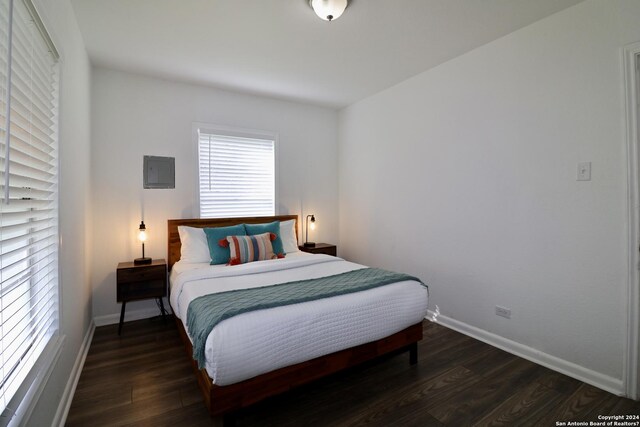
[{"xmin": 221, "ymin": 232, "xmax": 282, "ymax": 265}]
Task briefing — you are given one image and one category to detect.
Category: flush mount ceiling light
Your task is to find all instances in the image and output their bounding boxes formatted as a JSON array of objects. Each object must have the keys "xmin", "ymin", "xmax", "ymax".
[{"xmin": 309, "ymin": 0, "xmax": 348, "ymax": 22}]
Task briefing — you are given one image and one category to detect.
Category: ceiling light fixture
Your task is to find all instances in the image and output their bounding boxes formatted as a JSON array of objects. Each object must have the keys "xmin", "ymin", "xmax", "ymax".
[{"xmin": 309, "ymin": 0, "xmax": 348, "ymax": 22}]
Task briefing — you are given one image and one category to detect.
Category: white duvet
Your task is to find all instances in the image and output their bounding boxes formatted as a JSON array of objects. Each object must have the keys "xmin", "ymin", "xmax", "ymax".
[{"xmin": 170, "ymin": 252, "xmax": 428, "ymax": 386}]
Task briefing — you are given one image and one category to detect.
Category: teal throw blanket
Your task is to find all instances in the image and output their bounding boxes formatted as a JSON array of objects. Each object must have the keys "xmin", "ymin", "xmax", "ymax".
[{"xmin": 186, "ymin": 267, "xmax": 426, "ymax": 369}]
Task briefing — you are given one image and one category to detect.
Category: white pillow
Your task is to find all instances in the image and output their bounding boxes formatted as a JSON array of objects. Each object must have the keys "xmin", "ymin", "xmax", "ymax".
[
  {"xmin": 280, "ymin": 219, "xmax": 299, "ymax": 253},
  {"xmin": 178, "ymin": 226, "xmax": 211, "ymax": 263}
]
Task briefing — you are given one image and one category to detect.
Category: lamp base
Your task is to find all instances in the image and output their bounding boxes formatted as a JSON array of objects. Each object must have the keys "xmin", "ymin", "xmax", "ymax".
[
  {"xmin": 303, "ymin": 242, "xmax": 316, "ymax": 248},
  {"xmin": 134, "ymin": 257, "xmax": 152, "ymax": 265}
]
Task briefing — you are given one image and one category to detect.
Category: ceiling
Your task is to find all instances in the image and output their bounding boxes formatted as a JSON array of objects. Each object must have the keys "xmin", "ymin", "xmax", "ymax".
[{"xmin": 70, "ymin": 0, "xmax": 584, "ymax": 109}]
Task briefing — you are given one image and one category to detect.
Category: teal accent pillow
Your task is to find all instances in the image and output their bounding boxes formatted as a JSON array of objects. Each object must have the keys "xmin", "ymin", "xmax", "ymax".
[
  {"xmin": 204, "ymin": 225, "xmax": 247, "ymax": 265},
  {"xmin": 244, "ymin": 221, "xmax": 285, "ymax": 255}
]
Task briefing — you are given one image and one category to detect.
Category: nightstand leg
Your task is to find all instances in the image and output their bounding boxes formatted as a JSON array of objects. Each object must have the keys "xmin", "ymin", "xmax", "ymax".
[
  {"xmin": 118, "ymin": 301, "xmax": 126, "ymax": 335},
  {"xmin": 158, "ymin": 297, "xmax": 167, "ymax": 323}
]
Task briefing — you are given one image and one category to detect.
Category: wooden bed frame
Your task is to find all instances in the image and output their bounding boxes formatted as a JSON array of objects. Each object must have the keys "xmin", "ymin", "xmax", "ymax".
[{"xmin": 167, "ymin": 215, "xmax": 424, "ymax": 420}]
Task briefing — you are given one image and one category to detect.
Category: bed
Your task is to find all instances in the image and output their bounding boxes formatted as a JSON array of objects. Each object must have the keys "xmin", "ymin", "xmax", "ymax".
[{"xmin": 167, "ymin": 215, "xmax": 428, "ymax": 421}]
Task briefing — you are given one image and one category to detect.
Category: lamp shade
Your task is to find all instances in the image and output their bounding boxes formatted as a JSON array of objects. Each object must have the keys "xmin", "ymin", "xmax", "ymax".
[
  {"xmin": 310, "ymin": 0, "xmax": 348, "ymax": 21},
  {"xmin": 138, "ymin": 221, "xmax": 148, "ymax": 242}
]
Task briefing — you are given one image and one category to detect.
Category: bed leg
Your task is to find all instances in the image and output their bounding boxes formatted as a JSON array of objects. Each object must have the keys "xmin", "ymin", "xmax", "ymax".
[
  {"xmin": 211, "ymin": 414, "xmax": 235, "ymax": 427},
  {"xmin": 409, "ymin": 342, "xmax": 418, "ymax": 365}
]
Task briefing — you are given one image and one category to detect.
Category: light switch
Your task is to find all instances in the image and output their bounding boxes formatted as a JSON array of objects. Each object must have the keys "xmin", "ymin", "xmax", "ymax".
[{"xmin": 577, "ymin": 162, "xmax": 591, "ymax": 181}]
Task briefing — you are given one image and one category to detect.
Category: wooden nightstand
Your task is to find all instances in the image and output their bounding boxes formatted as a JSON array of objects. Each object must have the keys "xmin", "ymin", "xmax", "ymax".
[
  {"xmin": 117, "ymin": 259, "xmax": 167, "ymax": 335},
  {"xmin": 298, "ymin": 243, "xmax": 337, "ymax": 256}
]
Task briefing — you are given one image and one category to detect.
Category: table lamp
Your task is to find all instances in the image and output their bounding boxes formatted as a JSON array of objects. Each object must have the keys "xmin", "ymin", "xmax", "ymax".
[
  {"xmin": 134, "ymin": 221, "xmax": 152, "ymax": 265},
  {"xmin": 304, "ymin": 214, "xmax": 316, "ymax": 247}
]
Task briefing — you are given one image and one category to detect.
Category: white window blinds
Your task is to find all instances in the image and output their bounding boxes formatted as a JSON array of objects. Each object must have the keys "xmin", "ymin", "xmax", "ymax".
[
  {"xmin": 0, "ymin": 0, "xmax": 59, "ymax": 418},
  {"xmin": 198, "ymin": 130, "xmax": 275, "ymax": 218}
]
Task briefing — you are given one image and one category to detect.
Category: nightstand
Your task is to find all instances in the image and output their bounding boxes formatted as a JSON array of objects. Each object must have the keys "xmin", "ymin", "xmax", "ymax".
[
  {"xmin": 117, "ymin": 259, "xmax": 167, "ymax": 335},
  {"xmin": 298, "ymin": 243, "xmax": 337, "ymax": 256}
]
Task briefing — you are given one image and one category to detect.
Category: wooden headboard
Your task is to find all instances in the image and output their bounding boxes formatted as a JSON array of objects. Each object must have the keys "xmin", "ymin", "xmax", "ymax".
[{"xmin": 167, "ymin": 215, "xmax": 299, "ymax": 270}]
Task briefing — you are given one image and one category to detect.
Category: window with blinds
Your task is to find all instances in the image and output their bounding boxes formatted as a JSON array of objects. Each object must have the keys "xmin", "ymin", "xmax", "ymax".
[
  {"xmin": 198, "ymin": 129, "xmax": 275, "ymax": 218},
  {"xmin": 0, "ymin": 0, "xmax": 59, "ymax": 419}
]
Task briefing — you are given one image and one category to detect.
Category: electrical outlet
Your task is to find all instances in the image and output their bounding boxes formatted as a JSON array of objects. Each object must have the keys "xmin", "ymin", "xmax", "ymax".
[
  {"xmin": 495, "ymin": 306, "xmax": 511, "ymax": 319},
  {"xmin": 577, "ymin": 162, "xmax": 591, "ymax": 181}
]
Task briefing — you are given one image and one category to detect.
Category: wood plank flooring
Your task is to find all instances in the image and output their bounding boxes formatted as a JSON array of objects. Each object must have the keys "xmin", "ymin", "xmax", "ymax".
[{"xmin": 66, "ymin": 318, "xmax": 640, "ymax": 426}]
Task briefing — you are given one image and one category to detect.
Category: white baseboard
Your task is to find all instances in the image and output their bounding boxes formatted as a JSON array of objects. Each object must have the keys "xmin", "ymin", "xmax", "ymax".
[
  {"xmin": 426, "ymin": 310, "xmax": 624, "ymax": 396},
  {"xmin": 52, "ymin": 321, "xmax": 95, "ymax": 427},
  {"xmin": 93, "ymin": 306, "xmax": 169, "ymax": 327}
]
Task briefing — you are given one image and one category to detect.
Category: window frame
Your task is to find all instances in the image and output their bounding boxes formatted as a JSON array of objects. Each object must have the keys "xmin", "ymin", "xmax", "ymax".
[
  {"xmin": 0, "ymin": 0, "xmax": 62, "ymax": 425},
  {"xmin": 192, "ymin": 122, "xmax": 279, "ymax": 219}
]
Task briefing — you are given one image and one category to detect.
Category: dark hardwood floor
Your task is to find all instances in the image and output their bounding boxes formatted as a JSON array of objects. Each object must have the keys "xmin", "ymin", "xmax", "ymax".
[{"xmin": 66, "ymin": 318, "xmax": 640, "ymax": 426}]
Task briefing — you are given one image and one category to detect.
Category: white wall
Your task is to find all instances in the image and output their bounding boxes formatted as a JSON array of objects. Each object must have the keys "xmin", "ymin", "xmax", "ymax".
[
  {"xmin": 27, "ymin": 0, "xmax": 93, "ymax": 425},
  {"xmin": 90, "ymin": 68, "xmax": 338, "ymax": 321},
  {"xmin": 339, "ymin": 0, "xmax": 640, "ymax": 391}
]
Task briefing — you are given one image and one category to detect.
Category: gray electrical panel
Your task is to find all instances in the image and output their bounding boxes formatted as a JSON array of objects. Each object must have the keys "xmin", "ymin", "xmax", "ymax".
[{"xmin": 143, "ymin": 155, "xmax": 175, "ymax": 189}]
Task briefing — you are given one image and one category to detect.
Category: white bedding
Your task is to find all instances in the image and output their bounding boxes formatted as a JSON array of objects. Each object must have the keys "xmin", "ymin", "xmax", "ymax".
[{"xmin": 170, "ymin": 252, "xmax": 428, "ymax": 386}]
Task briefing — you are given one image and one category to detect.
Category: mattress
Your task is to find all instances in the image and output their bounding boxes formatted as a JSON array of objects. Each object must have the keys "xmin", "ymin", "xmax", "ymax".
[{"xmin": 169, "ymin": 252, "xmax": 429, "ymax": 386}]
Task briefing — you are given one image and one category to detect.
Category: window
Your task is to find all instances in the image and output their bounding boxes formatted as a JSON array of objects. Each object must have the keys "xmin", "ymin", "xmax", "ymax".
[
  {"xmin": 0, "ymin": 0, "xmax": 60, "ymax": 419},
  {"xmin": 197, "ymin": 127, "xmax": 276, "ymax": 218}
]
